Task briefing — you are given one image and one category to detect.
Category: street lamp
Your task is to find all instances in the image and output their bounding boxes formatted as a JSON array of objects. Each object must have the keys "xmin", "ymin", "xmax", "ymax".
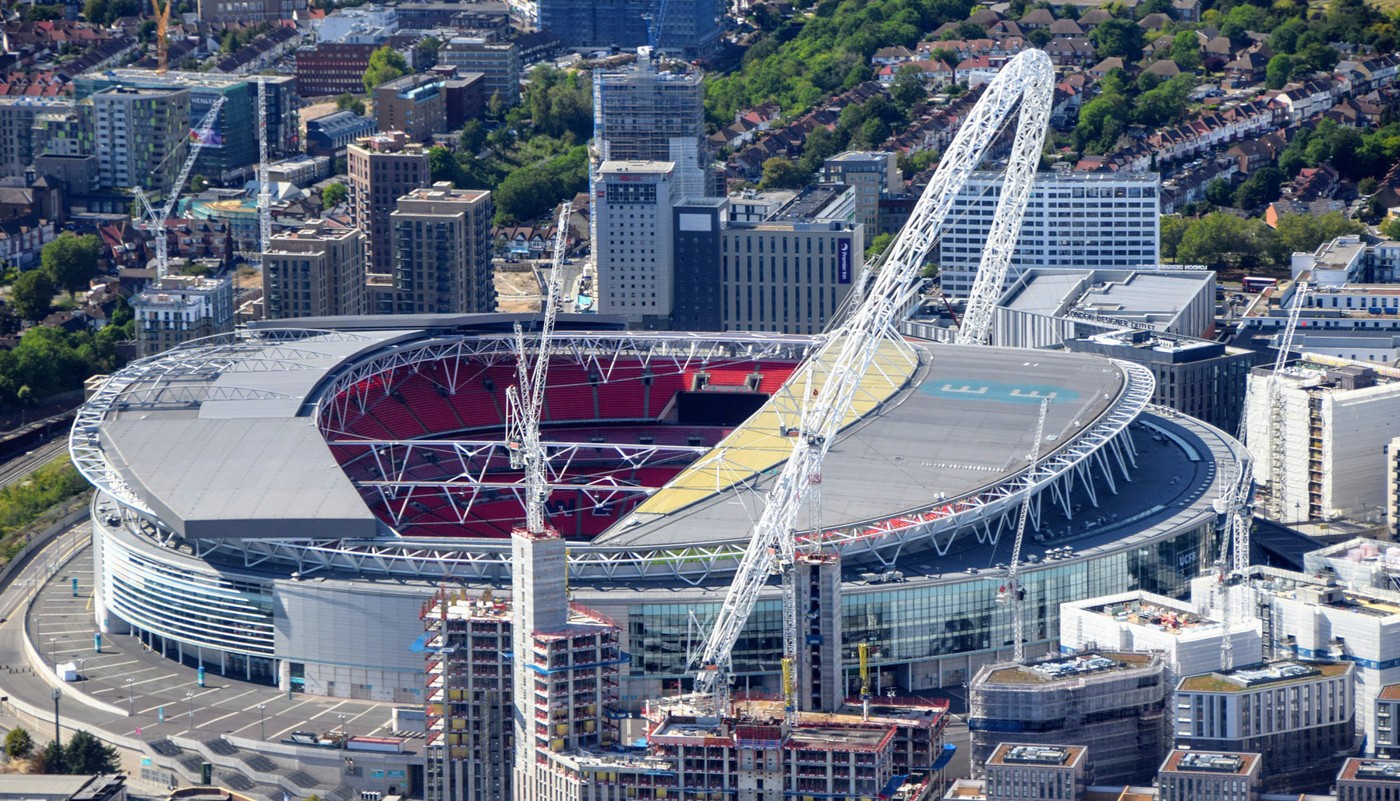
[
  {"xmin": 51, "ymin": 688, "xmax": 60, "ymax": 747},
  {"xmin": 337, "ymin": 713, "xmax": 347, "ymax": 747},
  {"xmin": 185, "ymin": 690, "xmax": 195, "ymax": 732},
  {"xmin": 257, "ymin": 703, "xmax": 266, "ymax": 741},
  {"xmin": 125, "ymin": 678, "xmax": 134, "ymax": 717}
]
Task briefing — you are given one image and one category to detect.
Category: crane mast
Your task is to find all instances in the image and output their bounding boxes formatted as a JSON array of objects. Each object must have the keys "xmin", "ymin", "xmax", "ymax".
[
  {"xmin": 256, "ymin": 77, "xmax": 273, "ymax": 265},
  {"xmin": 1266, "ymin": 282, "xmax": 1309, "ymax": 520},
  {"xmin": 133, "ymin": 96, "xmax": 227, "ymax": 279},
  {"xmin": 506, "ymin": 202, "xmax": 572, "ymax": 535},
  {"xmin": 1001, "ymin": 398, "xmax": 1049, "ymax": 664},
  {"xmin": 688, "ymin": 49, "xmax": 1055, "ymax": 717}
]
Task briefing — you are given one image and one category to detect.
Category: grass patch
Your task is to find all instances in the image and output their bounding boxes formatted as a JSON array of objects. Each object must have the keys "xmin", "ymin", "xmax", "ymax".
[{"xmin": 0, "ymin": 457, "xmax": 90, "ymax": 567}]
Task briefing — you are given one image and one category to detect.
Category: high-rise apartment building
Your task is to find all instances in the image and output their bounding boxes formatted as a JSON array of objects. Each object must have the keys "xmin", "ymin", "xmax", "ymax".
[
  {"xmin": 390, "ymin": 184, "xmax": 496, "ymax": 314},
  {"xmin": 196, "ymin": 0, "xmax": 305, "ymax": 23},
  {"xmin": 1173, "ymin": 660, "xmax": 1354, "ymax": 793},
  {"xmin": 823, "ymin": 151, "xmax": 902, "ymax": 234},
  {"xmin": 1244, "ymin": 359, "xmax": 1400, "ymax": 523},
  {"xmin": 75, "ymin": 70, "xmax": 299, "ymax": 181},
  {"xmin": 936, "ymin": 170, "xmax": 1161, "ymax": 297},
  {"xmin": 131, "ymin": 275, "xmax": 235, "ymax": 357},
  {"xmin": 90, "ymin": 87, "xmax": 189, "ymax": 197},
  {"xmin": 593, "ymin": 51, "xmax": 709, "ymax": 200},
  {"xmin": 969, "ymin": 652, "xmax": 1169, "ymax": 786},
  {"xmin": 595, "ymin": 160, "xmax": 676, "ymax": 329},
  {"xmin": 538, "ymin": 0, "xmax": 721, "ymax": 57},
  {"xmin": 262, "ymin": 222, "xmax": 368, "ymax": 320},
  {"xmin": 437, "ymin": 38, "xmax": 521, "ymax": 106},
  {"xmin": 373, "ymin": 74, "xmax": 446, "ymax": 142},
  {"xmin": 31, "ymin": 103, "xmax": 92, "ymax": 161},
  {"xmin": 0, "ymin": 98, "xmax": 76, "ymax": 179},
  {"xmin": 347, "ymin": 132, "xmax": 431, "ymax": 276}
]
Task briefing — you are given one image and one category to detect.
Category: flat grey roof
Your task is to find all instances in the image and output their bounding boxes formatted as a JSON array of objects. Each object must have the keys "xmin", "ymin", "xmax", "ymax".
[{"xmin": 596, "ymin": 343, "xmax": 1125, "ymax": 547}]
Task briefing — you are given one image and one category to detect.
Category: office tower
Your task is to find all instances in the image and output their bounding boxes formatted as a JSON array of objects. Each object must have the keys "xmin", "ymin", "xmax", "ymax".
[
  {"xmin": 437, "ymin": 38, "xmax": 521, "ymax": 106},
  {"xmin": 937, "ymin": 170, "xmax": 1161, "ymax": 297},
  {"xmin": 721, "ymin": 184, "xmax": 864, "ymax": 334},
  {"xmin": 90, "ymin": 87, "xmax": 189, "ymax": 197},
  {"xmin": 263, "ymin": 221, "xmax": 368, "ymax": 319},
  {"xmin": 538, "ymin": 0, "xmax": 721, "ymax": 58},
  {"xmin": 390, "ymin": 184, "xmax": 496, "ymax": 314},
  {"xmin": 131, "ymin": 275, "xmax": 234, "ymax": 357},
  {"xmin": 969, "ymin": 652, "xmax": 1169, "ymax": 786},
  {"xmin": 595, "ymin": 160, "xmax": 676, "ymax": 329},
  {"xmin": 373, "ymin": 74, "xmax": 446, "ymax": 142},
  {"xmin": 1174, "ymin": 660, "xmax": 1355, "ymax": 793},
  {"xmin": 75, "ymin": 70, "xmax": 299, "ymax": 181},
  {"xmin": 346, "ymin": 132, "xmax": 431, "ymax": 276},
  {"xmin": 823, "ymin": 151, "xmax": 903, "ymax": 234},
  {"xmin": 594, "ymin": 51, "xmax": 708, "ymax": 200},
  {"xmin": 671, "ymin": 197, "xmax": 727, "ymax": 332}
]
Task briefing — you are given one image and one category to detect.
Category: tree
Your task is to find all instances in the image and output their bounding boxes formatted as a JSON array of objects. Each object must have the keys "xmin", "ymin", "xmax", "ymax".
[
  {"xmin": 1266, "ymin": 54, "xmax": 1295, "ymax": 89},
  {"xmin": 10, "ymin": 270, "xmax": 56, "ymax": 323},
  {"xmin": 24, "ymin": 5, "xmax": 63, "ymax": 21},
  {"xmin": 459, "ymin": 119, "xmax": 487, "ymax": 154},
  {"xmin": 889, "ymin": 64, "xmax": 927, "ymax": 111},
  {"xmin": 362, "ymin": 46, "xmax": 408, "ymax": 94},
  {"xmin": 428, "ymin": 146, "xmax": 465, "ymax": 187},
  {"xmin": 63, "ymin": 731, "xmax": 119, "ymax": 775},
  {"xmin": 1204, "ymin": 178, "xmax": 1234, "ymax": 207},
  {"xmin": 1382, "ymin": 216, "xmax": 1400, "ymax": 240},
  {"xmin": 1233, "ymin": 167, "xmax": 1284, "ymax": 210},
  {"xmin": 1160, "ymin": 214, "xmax": 1191, "ymax": 261},
  {"xmin": 31, "ymin": 742, "xmax": 63, "ymax": 774},
  {"xmin": 321, "ymin": 182, "xmax": 348, "ymax": 208},
  {"xmin": 487, "ymin": 91, "xmax": 505, "ymax": 120},
  {"xmin": 5, "ymin": 727, "xmax": 33, "ymax": 761},
  {"xmin": 1273, "ymin": 211, "xmax": 1363, "ymax": 255},
  {"xmin": 1089, "ymin": 18, "xmax": 1145, "ymax": 61},
  {"xmin": 759, "ymin": 157, "xmax": 807, "ymax": 190},
  {"xmin": 413, "ymin": 35, "xmax": 441, "ymax": 70},
  {"xmin": 865, "ymin": 232, "xmax": 893, "ymax": 260},
  {"xmin": 334, "ymin": 93, "xmax": 366, "ymax": 116},
  {"xmin": 1177, "ymin": 212, "xmax": 1276, "ymax": 270},
  {"xmin": 1170, "ymin": 30, "xmax": 1202, "ymax": 71},
  {"xmin": 40, "ymin": 234, "xmax": 102, "ymax": 296}
]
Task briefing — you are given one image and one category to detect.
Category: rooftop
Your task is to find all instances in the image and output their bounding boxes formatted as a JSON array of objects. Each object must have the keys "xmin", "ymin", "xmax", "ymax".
[
  {"xmin": 1177, "ymin": 660, "xmax": 1350, "ymax": 693},
  {"xmin": 984, "ymin": 652, "xmax": 1157, "ymax": 685},
  {"xmin": 1078, "ymin": 594, "xmax": 1223, "ymax": 635},
  {"xmin": 1001, "ymin": 268, "xmax": 1213, "ymax": 331},
  {"xmin": 79, "ymin": 68, "xmax": 293, "ymax": 90},
  {"xmin": 1161, "ymin": 750, "xmax": 1259, "ymax": 776},
  {"xmin": 1340, "ymin": 758, "xmax": 1400, "ymax": 783},
  {"xmin": 989, "ymin": 743, "xmax": 1085, "ymax": 767},
  {"xmin": 598, "ymin": 160, "xmax": 676, "ymax": 175}
]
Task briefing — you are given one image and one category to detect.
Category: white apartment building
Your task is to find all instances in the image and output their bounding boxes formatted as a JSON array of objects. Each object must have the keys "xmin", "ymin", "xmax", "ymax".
[
  {"xmin": 130, "ymin": 275, "xmax": 234, "ymax": 357},
  {"xmin": 1059, "ymin": 591, "xmax": 1261, "ymax": 687},
  {"xmin": 936, "ymin": 170, "xmax": 1160, "ymax": 297},
  {"xmin": 596, "ymin": 160, "xmax": 677, "ymax": 329},
  {"xmin": 1244, "ymin": 358, "xmax": 1400, "ymax": 523},
  {"xmin": 1194, "ymin": 566, "xmax": 1400, "ymax": 753}
]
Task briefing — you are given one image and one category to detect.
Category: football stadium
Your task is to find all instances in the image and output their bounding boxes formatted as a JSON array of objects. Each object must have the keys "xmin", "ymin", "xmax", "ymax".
[{"xmin": 70, "ymin": 314, "xmax": 1243, "ymax": 704}]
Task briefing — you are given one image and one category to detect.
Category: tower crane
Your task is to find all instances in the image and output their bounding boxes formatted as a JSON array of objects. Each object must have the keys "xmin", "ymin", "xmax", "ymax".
[
  {"xmin": 686, "ymin": 49, "xmax": 1055, "ymax": 719},
  {"xmin": 150, "ymin": 0, "xmax": 173, "ymax": 74},
  {"xmin": 505, "ymin": 201, "xmax": 573, "ymax": 536},
  {"xmin": 256, "ymin": 76, "xmax": 272, "ymax": 265},
  {"xmin": 133, "ymin": 96, "xmax": 227, "ymax": 279},
  {"xmin": 858, "ymin": 641, "xmax": 872, "ymax": 721},
  {"xmin": 999, "ymin": 398, "xmax": 1049, "ymax": 664}
]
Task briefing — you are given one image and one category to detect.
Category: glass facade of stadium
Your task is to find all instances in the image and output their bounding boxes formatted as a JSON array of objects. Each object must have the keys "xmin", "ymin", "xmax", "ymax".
[{"xmin": 90, "ymin": 495, "xmax": 1215, "ymax": 703}]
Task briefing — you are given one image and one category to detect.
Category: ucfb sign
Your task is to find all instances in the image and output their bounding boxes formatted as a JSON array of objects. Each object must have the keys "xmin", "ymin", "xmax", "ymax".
[{"xmin": 837, "ymin": 238, "xmax": 852, "ymax": 284}]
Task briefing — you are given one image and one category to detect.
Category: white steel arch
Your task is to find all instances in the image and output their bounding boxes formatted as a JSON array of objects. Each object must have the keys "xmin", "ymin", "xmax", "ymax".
[{"xmin": 689, "ymin": 50, "xmax": 1056, "ymax": 712}]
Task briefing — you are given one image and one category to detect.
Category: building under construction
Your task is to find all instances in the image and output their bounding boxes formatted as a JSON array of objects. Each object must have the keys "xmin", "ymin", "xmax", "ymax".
[
  {"xmin": 968, "ymin": 652, "xmax": 1169, "ymax": 786},
  {"xmin": 421, "ymin": 543, "xmax": 952, "ymax": 801}
]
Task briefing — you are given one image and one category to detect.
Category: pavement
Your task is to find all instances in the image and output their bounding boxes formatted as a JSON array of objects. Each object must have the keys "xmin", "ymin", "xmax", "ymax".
[{"xmin": 5, "ymin": 527, "xmax": 413, "ymax": 748}]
